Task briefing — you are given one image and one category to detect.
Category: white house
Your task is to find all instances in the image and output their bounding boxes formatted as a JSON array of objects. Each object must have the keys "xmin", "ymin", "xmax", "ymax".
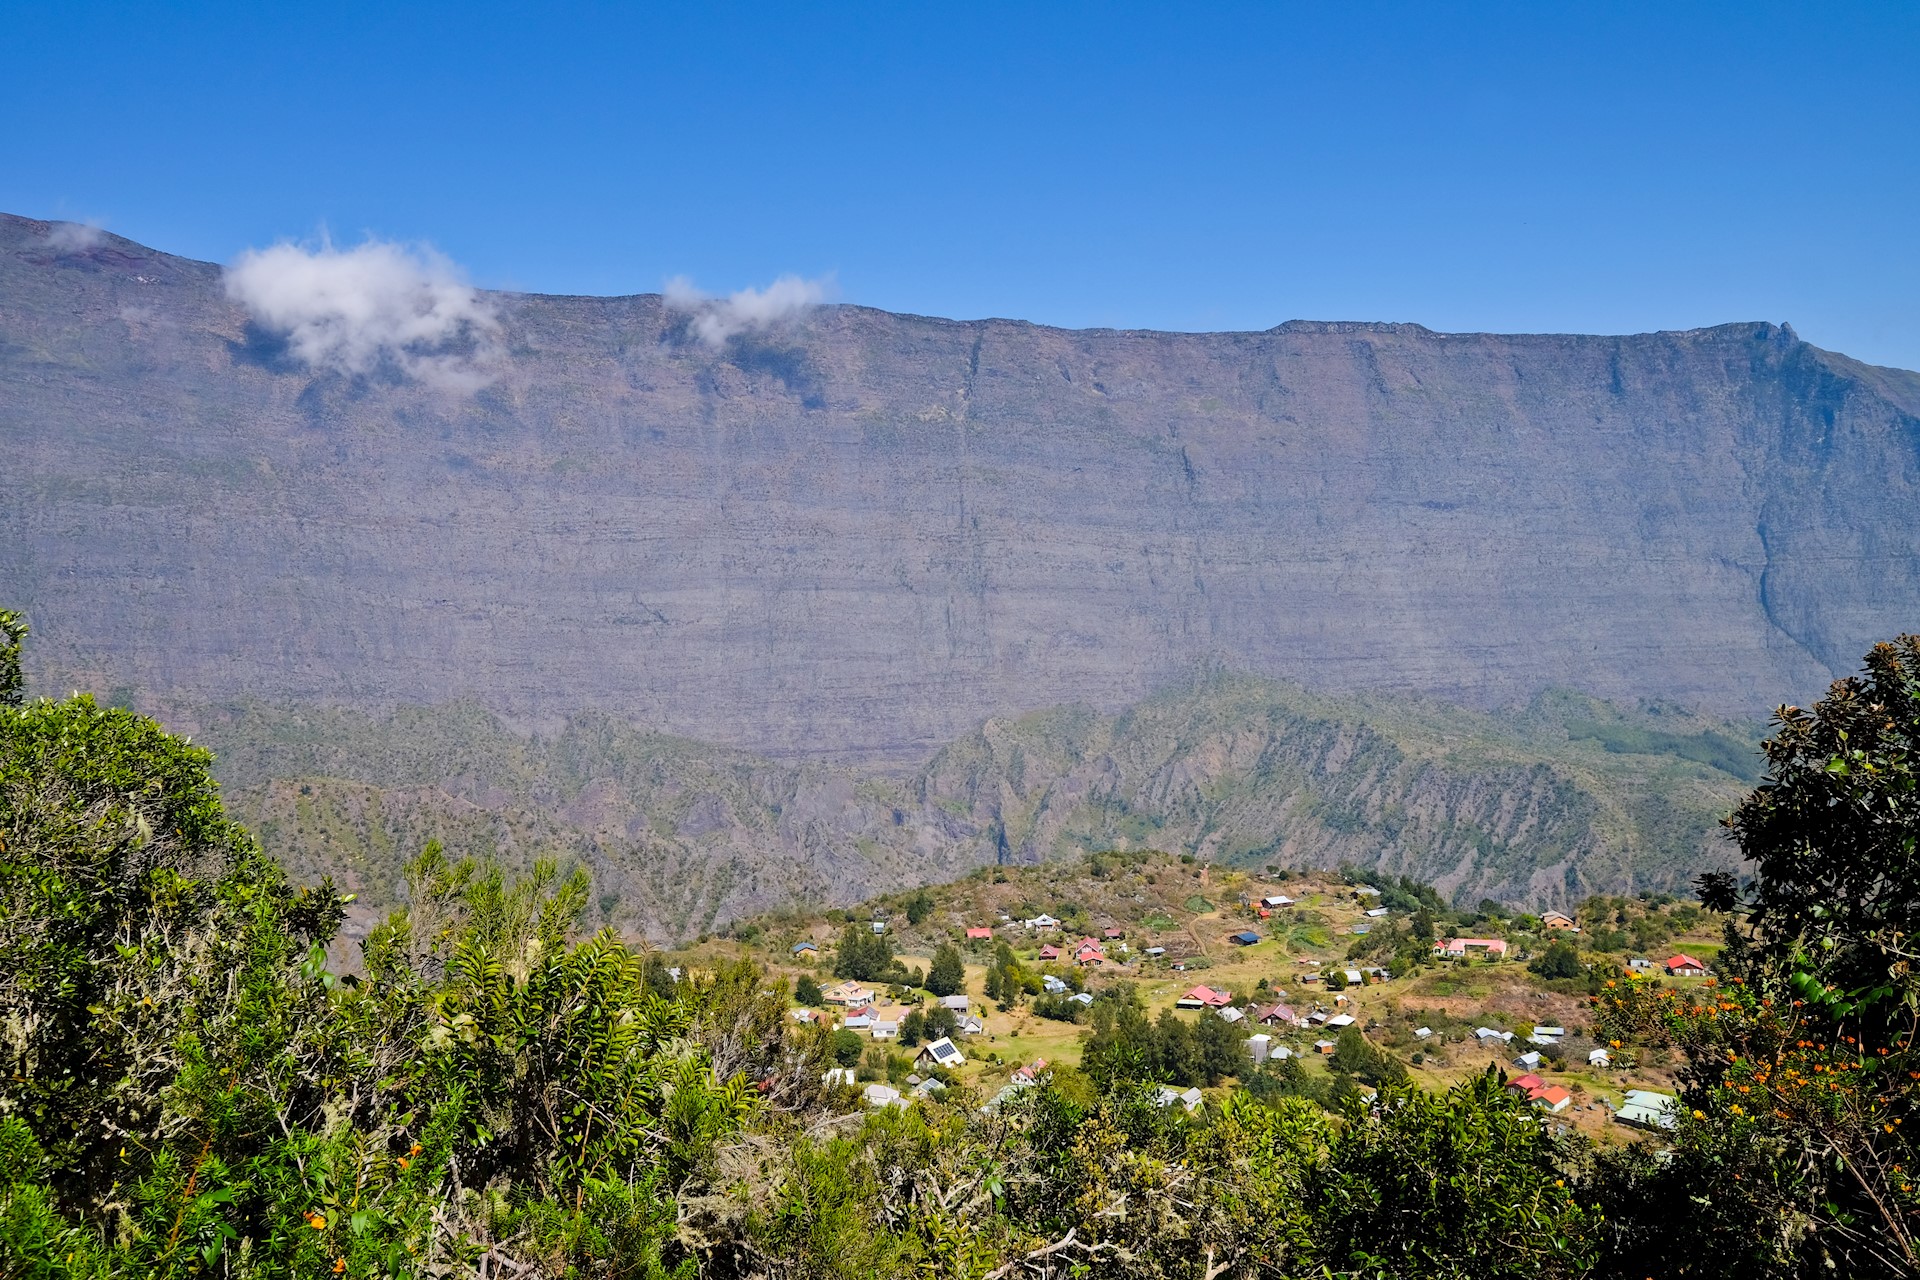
[
  {"xmin": 1589, "ymin": 1047, "xmax": 1611, "ymax": 1067},
  {"xmin": 1414, "ymin": 1026, "xmax": 1433, "ymax": 1040},
  {"xmin": 863, "ymin": 1083, "xmax": 906, "ymax": 1108},
  {"xmin": 871, "ymin": 1019, "xmax": 899, "ymax": 1040},
  {"xmin": 1364, "ymin": 907, "xmax": 1390, "ymax": 918},
  {"xmin": 1246, "ymin": 1033, "xmax": 1272, "ymax": 1062},
  {"xmin": 916, "ymin": 1037, "xmax": 966, "ymax": 1071},
  {"xmin": 1154, "ymin": 1085, "xmax": 1204, "ymax": 1112},
  {"xmin": 1024, "ymin": 913, "xmax": 1061, "ymax": 930},
  {"xmin": 1326, "ymin": 1013, "xmax": 1356, "ymax": 1030},
  {"xmin": 1217, "ymin": 1006, "xmax": 1246, "ymax": 1024}
]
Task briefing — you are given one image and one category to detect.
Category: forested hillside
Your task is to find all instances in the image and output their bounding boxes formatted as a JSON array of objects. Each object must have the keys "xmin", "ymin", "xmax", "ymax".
[{"xmin": 164, "ymin": 673, "xmax": 1758, "ymax": 939}]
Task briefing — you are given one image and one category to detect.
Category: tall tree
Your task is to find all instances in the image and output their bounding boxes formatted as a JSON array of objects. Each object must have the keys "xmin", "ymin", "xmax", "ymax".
[{"xmin": 926, "ymin": 942, "xmax": 966, "ymax": 997}]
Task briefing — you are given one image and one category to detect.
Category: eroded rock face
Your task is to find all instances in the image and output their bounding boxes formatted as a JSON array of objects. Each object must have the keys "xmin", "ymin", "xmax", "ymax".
[{"xmin": 4, "ymin": 213, "xmax": 1918, "ymax": 764}]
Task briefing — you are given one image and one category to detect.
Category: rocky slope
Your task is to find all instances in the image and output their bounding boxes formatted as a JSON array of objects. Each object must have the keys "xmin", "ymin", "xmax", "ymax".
[
  {"xmin": 191, "ymin": 676, "xmax": 1754, "ymax": 939},
  {"xmin": 3, "ymin": 213, "xmax": 1917, "ymax": 765}
]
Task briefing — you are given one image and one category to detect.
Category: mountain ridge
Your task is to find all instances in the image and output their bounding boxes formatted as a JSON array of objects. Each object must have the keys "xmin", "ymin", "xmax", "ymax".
[{"xmin": 4, "ymin": 212, "xmax": 1917, "ymax": 770}]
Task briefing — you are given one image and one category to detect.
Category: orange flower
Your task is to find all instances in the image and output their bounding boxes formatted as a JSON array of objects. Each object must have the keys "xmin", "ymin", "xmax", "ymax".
[
  {"xmin": 332, "ymin": 1260, "xmax": 346, "ymax": 1274},
  {"xmin": 397, "ymin": 1157, "xmax": 410, "ymax": 1170},
  {"xmin": 409, "ymin": 1142, "xmax": 423, "ymax": 1156},
  {"xmin": 308, "ymin": 1213, "xmax": 328, "ymax": 1230}
]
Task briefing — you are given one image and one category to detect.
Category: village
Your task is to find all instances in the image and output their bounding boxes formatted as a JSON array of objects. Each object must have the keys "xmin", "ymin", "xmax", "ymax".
[{"xmin": 671, "ymin": 851, "xmax": 1722, "ymax": 1137}]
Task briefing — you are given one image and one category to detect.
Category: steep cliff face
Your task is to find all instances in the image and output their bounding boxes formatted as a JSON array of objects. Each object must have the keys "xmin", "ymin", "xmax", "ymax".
[{"xmin": 3, "ymin": 213, "xmax": 1918, "ymax": 764}]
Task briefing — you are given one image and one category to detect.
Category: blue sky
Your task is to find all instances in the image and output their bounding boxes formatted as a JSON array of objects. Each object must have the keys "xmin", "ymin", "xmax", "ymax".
[{"xmin": 5, "ymin": 2, "xmax": 1917, "ymax": 368}]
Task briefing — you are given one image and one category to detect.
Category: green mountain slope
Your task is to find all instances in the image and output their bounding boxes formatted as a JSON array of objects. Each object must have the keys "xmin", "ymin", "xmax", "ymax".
[{"xmin": 178, "ymin": 673, "xmax": 1758, "ymax": 941}]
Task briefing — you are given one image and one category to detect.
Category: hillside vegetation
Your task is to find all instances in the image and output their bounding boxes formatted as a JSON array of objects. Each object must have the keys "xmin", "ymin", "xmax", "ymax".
[
  {"xmin": 182, "ymin": 674, "xmax": 1756, "ymax": 940},
  {"xmin": 6, "ymin": 615, "xmax": 1920, "ymax": 1278}
]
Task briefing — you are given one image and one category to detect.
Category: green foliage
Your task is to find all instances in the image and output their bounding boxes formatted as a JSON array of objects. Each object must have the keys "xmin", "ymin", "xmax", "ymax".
[
  {"xmin": 7, "ymin": 616, "xmax": 1913, "ymax": 1278},
  {"xmin": 925, "ymin": 941, "xmax": 965, "ymax": 997},
  {"xmin": 901, "ymin": 888, "xmax": 933, "ymax": 925},
  {"xmin": 794, "ymin": 973, "xmax": 823, "ymax": 1005},
  {"xmin": 831, "ymin": 921, "xmax": 897, "ymax": 982},
  {"xmin": 1530, "ymin": 938, "xmax": 1584, "ymax": 979},
  {"xmin": 0, "ymin": 610, "xmax": 24, "ymax": 708}
]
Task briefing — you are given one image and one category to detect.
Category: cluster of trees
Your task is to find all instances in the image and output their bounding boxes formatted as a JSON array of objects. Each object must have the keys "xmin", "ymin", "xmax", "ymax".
[
  {"xmin": 981, "ymin": 940, "xmax": 1044, "ymax": 1005},
  {"xmin": 830, "ymin": 922, "xmax": 919, "ymax": 985},
  {"xmin": 1080, "ymin": 991, "xmax": 1248, "ymax": 1088},
  {"xmin": 5, "ymin": 608, "xmax": 1920, "ymax": 1277}
]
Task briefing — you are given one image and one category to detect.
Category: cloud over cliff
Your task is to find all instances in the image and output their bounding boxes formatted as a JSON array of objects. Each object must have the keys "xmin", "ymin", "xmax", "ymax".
[
  {"xmin": 665, "ymin": 273, "xmax": 832, "ymax": 347},
  {"xmin": 42, "ymin": 221, "xmax": 109, "ymax": 253},
  {"xmin": 224, "ymin": 239, "xmax": 502, "ymax": 392}
]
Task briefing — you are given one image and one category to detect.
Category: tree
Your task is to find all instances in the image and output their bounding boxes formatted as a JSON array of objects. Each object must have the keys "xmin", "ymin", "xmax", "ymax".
[
  {"xmin": 899, "ymin": 1008, "xmax": 926, "ymax": 1046},
  {"xmin": 923, "ymin": 1006, "xmax": 959, "ymax": 1041},
  {"xmin": 1324, "ymin": 968, "xmax": 1348, "ymax": 992},
  {"xmin": 795, "ymin": 973, "xmax": 824, "ymax": 1005},
  {"xmin": 832, "ymin": 921, "xmax": 896, "ymax": 981},
  {"xmin": 1196, "ymin": 1009, "xmax": 1242, "ymax": 1086},
  {"xmin": 831, "ymin": 1028, "xmax": 865, "ymax": 1066},
  {"xmin": 0, "ymin": 610, "xmax": 24, "ymax": 708},
  {"xmin": 1528, "ymin": 939, "xmax": 1582, "ymax": 980},
  {"xmin": 926, "ymin": 942, "xmax": 965, "ymax": 997},
  {"xmin": 903, "ymin": 889, "xmax": 934, "ymax": 926}
]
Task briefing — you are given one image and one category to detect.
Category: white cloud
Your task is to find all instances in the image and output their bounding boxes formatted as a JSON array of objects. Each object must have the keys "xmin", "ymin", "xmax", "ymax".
[
  {"xmin": 43, "ymin": 221, "xmax": 109, "ymax": 253},
  {"xmin": 223, "ymin": 238, "xmax": 503, "ymax": 392},
  {"xmin": 665, "ymin": 273, "xmax": 832, "ymax": 347}
]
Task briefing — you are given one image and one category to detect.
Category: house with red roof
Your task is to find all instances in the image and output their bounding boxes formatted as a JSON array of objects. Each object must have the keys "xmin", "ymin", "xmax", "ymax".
[
  {"xmin": 1435, "ymin": 938, "xmax": 1509, "ymax": 959},
  {"xmin": 1176, "ymin": 985, "xmax": 1234, "ymax": 1008},
  {"xmin": 1102, "ymin": 926, "xmax": 1125, "ymax": 940},
  {"xmin": 1665, "ymin": 954, "xmax": 1707, "ymax": 976},
  {"xmin": 965, "ymin": 927, "xmax": 994, "ymax": 940},
  {"xmin": 1037, "ymin": 944, "xmax": 1061, "ymax": 961}
]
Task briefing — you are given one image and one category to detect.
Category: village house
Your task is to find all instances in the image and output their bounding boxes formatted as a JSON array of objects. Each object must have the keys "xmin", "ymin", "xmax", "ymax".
[
  {"xmin": 937, "ymin": 995, "xmax": 970, "ymax": 1011},
  {"xmin": 1262, "ymin": 894, "xmax": 1295, "ymax": 908},
  {"xmin": 1615, "ymin": 1089, "xmax": 1678, "ymax": 1131},
  {"xmin": 1154, "ymin": 1085, "xmax": 1205, "ymax": 1112},
  {"xmin": 822, "ymin": 981, "xmax": 875, "ymax": 1006},
  {"xmin": 1216, "ymin": 1006, "xmax": 1246, "ymax": 1024},
  {"xmin": 916, "ymin": 1036, "xmax": 966, "ymax": 1071},
  {"xmin": 1176, "ymin": 985, "xmax": 1234, "ymax": 1009},
  {"xmin": 965, "ymin": 927, "xmax": 994, "ymax": 941},
  {"xmin": 790, "ymin": 941, "xmax": 819, "ymax": 956},
  {"xmin": 1037, "ymin": 943, "xmax": 1061, "ymax": 961},
  {"xmin": 1542, "ymin": 910, "xmax": 1578, "ymax": 931},
  {"xmin": 1102, "ymin": 926, "xmax": 1126, "ymax": 940},
  {"xmin": 1255, "ymin": 1002, "xmax": 1299, "ymax": 1026},
  {"xmin": 1230, "ymin": 930, "xmax": 1261, "ymax": 946},
  {"xmin": 1435, "ymin": 937, "xmax": 1509, "ymax": 960},
  {"xmin": 1024, "ymin": 913, "xmax": 1060, "ymax": 931},
  {"xmin": 1665, "ymin": 953, "xmax": 1708, "ymax": 977},
  {"xmin": 871, "ymin": 1019, "xmax": 899, "ymax": 1040},
  {"xmin": 1073, "ymin": 937, "xmax": 1107, "ymax": 965}
]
